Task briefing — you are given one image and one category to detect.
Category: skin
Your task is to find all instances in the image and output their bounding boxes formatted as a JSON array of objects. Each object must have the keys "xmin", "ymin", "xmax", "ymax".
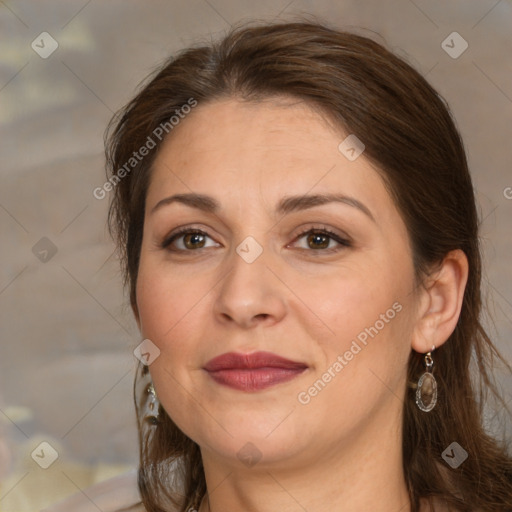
[{"xmin": 134, "ymin": 97, "xmax": 468, "ymax": 512}]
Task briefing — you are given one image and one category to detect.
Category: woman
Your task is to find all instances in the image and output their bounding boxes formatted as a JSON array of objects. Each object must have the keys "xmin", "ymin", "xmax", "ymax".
[{"xmin": 101, "ymin": 20, "xmax": 512, "ymax": 512}]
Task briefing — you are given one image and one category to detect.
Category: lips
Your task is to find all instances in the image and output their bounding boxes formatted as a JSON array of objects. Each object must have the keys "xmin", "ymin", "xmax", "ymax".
[{"xmin": 203, "ymin": 351, "xmax": 308, "ymax": 391}]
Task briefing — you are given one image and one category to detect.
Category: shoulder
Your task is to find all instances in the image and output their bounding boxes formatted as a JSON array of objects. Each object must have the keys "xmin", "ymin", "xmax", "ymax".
[{"xmin": 41, "ymin": 469, "xmax": 142, "ymax": 512}]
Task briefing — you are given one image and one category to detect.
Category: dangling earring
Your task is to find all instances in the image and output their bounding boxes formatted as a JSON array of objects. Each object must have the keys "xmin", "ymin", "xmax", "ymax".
[
  {"xmin": 415, "ymin": 347, "xmax": 437, "ymax": 412},
  {"xmin": 144, "ymin": 382, "xmax": 160, "ymax": 424}
]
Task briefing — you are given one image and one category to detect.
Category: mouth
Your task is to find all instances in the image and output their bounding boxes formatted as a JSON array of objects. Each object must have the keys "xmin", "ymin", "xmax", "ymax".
[{"xmin": 203, "ymin": 351, "xmax": 308, "ymax": 392}]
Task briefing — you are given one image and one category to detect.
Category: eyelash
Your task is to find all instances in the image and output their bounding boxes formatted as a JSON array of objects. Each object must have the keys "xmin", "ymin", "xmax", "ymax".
[{"xmin": 161, "ymin": 226, "xmax": 352, "ymax": 254}]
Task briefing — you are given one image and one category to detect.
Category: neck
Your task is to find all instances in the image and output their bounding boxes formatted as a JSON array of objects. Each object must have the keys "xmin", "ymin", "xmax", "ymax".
[{"xmin": 198, "ymin": 401, "xmax": 410, "ymax": 512}]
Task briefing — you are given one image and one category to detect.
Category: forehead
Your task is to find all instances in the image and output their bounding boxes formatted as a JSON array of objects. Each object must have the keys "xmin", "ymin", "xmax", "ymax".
[
  {"xmin": 146, "ymin": 98, "xmax": 393, "ymax": 222},
  {"xmin": 154, "ymin": 98, "xmax": 339, "ymax": 168}
]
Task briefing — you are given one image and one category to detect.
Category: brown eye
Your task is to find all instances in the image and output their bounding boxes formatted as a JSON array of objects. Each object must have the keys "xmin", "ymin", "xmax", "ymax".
[
  {"xmin": 293, "ymin": 228, "xmax": 351, "ymax": 252},
  {"xmin": 307, "ymin": 232, "xmax": 330, "ymax": 249},
  {"xmin": 162, "ymin": 229, "xmax": 218, "ymax": 251},
  {"xmin": 183, "ymin": 232, "xmax": 206, "ymax": 249}
]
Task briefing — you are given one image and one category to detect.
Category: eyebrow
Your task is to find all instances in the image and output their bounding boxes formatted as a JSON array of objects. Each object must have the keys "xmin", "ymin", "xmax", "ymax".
[{"xmin": 150, "ymin": 192, "xmax": 375, "ymax": 222}]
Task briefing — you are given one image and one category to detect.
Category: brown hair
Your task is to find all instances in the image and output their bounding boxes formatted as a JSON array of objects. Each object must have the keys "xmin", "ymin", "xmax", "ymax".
[{"xmin": 105, "ymin": 19, "xmax": 512, "ymax": 512}]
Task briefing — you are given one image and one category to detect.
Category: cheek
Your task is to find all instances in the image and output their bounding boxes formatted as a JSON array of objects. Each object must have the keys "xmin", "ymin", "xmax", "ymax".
[
  {"xmin": 135, "ymin": 256, "xmax": 214, "ymax": 381},
  {"xmin": 135, "ymin": 275, "xmax": 169, "ymax": 342},
  {"xmin": 136, "ymin": 265, "xmax": 206, "ymax": 434},
  {"xmin": 297, "ymin": 263, "xmax": 403, "ymax": 343},
  {"xmin": 301, "ymin": 260, "xmax": 413, "ymax": 396},
  {"xmin": 135, "ymin": 257, "xmax": 204, "ymax": 342},
  {"xmin": 298, "ymin": 293, "xmax": 412, "ymax": 428}
]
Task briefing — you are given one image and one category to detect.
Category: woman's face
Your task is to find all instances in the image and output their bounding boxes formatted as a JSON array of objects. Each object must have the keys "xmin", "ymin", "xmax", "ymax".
[{"xmin": 136, "ymin": 98, "xmax": 420, "ymax": 470}]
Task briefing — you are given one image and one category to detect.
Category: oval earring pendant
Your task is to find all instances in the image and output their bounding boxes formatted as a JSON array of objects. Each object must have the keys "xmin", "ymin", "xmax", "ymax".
[
  {"xmin": 145, "ymin": 383, "xmax": 160, "ymax": 425},
  {"xmin": 415, "ymin": 371, "xmax": 437, "ymax": 412}
]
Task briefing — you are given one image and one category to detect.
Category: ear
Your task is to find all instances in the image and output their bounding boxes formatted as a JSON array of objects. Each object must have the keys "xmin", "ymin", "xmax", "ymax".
[{"xmin": 411, "ymin": 249, "xmax": 469, "ymax": 353}]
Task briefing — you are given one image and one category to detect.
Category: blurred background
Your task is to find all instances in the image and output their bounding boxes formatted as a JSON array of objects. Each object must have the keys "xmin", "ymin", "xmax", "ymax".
[{"xmin": 0, "ymin": 0, "xmax": 511, "ymax": 510}]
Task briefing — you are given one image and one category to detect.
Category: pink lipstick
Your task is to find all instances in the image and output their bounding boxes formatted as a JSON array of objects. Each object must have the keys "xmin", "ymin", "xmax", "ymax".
[{"xmin": 203, "ymin": 351, "xmax": 307, "ymax": 391}]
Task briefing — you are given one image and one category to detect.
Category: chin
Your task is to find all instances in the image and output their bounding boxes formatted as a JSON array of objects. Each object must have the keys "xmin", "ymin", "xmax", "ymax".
[
  {"xmin": 189, "ymin": 411, "xmax": 311, "ymax": 467},
  {"xmin": 200, "ymin": 432, "xmax": 307, "ymax": 471}
]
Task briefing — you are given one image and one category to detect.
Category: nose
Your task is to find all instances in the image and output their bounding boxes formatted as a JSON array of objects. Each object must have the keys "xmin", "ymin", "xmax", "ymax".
[{"xmin": 213, "ymin": 242, "xmax": 287, "ymax": 329}]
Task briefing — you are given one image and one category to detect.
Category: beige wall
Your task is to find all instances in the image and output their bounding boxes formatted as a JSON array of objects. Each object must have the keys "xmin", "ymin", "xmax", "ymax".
[{"xmin": 1, "ymin": 0, "xmax": 511, "ymax": 509}]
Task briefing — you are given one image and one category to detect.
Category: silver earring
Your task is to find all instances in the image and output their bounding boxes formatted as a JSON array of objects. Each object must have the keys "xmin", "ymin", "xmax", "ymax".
[
  {"xmin": 415, "ymin": 349, "xmax": 437, "ymax": 412},
  {"xmin": 144, "ymin": 382, "xmax": 160, "ymax": 424}
]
